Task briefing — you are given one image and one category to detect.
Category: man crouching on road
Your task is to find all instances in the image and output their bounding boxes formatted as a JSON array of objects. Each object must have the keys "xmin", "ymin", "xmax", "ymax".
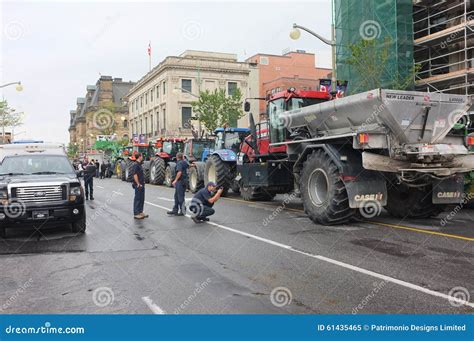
[
  {"xmin": 189, "ymin": 182, "xmax": 224, "ymax": 223},
  {"xmin": 132, "ymin": 153, "xmax": 149, "ymax": 219}
]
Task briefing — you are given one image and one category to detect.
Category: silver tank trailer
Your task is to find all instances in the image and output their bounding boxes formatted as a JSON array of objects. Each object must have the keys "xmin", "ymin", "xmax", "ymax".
[{"xmin": 279, "ymin": 89, "xmax": 472, "ymax": 145}]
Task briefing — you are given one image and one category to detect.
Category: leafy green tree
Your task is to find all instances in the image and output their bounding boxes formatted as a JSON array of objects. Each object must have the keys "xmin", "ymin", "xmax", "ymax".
[
  {"xmin": 67, "ymin": 143, "xmax": 79, "ymax": 158},
  {"xmin": 192, "ymin": 88, "xmax": 245, "ymax": 132},
  {"xmin": 0, "ymin": 100, "xmax": 23, "ymax": 143},
  {"xmin": 346, "ymin": 38, "xmax": 420, "ymax": 94}
]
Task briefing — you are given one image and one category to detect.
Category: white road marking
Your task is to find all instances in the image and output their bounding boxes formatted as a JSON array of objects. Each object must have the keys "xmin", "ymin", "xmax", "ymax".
[
  {"xmin": 112, "ymin": 191, "xmax": 124, "ymax": 196},
  {"xmin": 156, "ymin": 197, "xmax": 191, "ymax": 202},
  {"xmin": 97, "ymin": 185, "xmax": 104, "ymax": 189},
  {"xmin": 145, "ymin": 200, "xmax": 474, "ymax": 309},
  {"xmin": 142, "ymin": 296, "xmax": 166, "ymax": 314}
]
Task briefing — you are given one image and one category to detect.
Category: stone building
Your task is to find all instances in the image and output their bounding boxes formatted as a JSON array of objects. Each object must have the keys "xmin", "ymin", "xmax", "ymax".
[
  {"xmin": 69, "ymin": 76, "xmax": 135, "ymax": 152},
  {"xmin": 127, "ymin": 50, "xmax": 253, "ymax": 139}
]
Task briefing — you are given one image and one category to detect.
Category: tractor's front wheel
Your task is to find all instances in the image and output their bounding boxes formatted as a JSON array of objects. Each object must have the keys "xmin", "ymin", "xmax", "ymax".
[
  {"xmin": 204, "ymin": 155, "xmax": 233, "ymax": 195},
  {"xmin": 164, "ymin": 162, "xmax": 176, "ymax": 187},
  {"xmin": 150, "ymin": 158, "xmax": 166, "ymax": 185},
  {"xmin": 300, "ymin": 150, "xmax": 355, "ymax": 225}
]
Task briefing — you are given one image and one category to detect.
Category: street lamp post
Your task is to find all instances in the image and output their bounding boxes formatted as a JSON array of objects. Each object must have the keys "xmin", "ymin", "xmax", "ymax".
[
  {"xmin": 0, "ymin": 81, "xmax": 23, "ymax": 92},
  {"xmin": 290, "ymin": 23, "xmax": 337, "ymax": 91},
  {"xmin": 173, "ymin": 86, "xmax": 202, "ymax": 137}
]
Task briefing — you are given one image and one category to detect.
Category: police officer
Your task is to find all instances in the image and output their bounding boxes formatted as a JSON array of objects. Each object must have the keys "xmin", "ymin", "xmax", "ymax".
[
  {"xmin": 132, "ymin": 153, "xmax": 149, "ymax": 219},
  {"xmin": 190, "ymin": 182, "xmax": 224, "ymax": 223},
  {"xmin": 167, "ymin": 152, "xmax": 188, "ymax": 216},
  {"xmin": 83, "ymin": 160, "xmax": 96, "ymax": 200}
]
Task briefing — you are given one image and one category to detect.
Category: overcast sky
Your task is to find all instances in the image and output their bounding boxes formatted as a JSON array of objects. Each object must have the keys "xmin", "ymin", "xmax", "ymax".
[{"xmin": 1, "ymin": 0, "xmax": 332, "ymax": 143}]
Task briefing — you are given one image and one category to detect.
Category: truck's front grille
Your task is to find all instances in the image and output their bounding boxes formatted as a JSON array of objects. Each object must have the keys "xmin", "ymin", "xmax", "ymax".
[{"xmin": 14, "ymin": 185, "xmax": 66, "ymax": 203}]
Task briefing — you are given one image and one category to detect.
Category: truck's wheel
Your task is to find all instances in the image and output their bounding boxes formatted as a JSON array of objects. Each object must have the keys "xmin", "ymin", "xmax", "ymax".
[
  {"xmin": 115, "ymin": 161, "xmax": 122, "ymax": 179},
  {"xmin": 125, "ymin": 160, "xmax": 134, "ymax": 182},
  {"xmin": 189, "ymin": 167, "xmax": 200, "ymax": 193},
  {"xmin": 150, "ymin": 158, "xmax": 166, "ymax": 185},
  {"xmin": 385, "ymin": 183, "xmax": 445, "ymax": 219},
  {"xmin": 231, "ymin": 180, "xmax": 241, "ymax": 194},
  {"xmin": 143, "ymin": 161, "xmax": 151, "ymax": 183},
  {"xmin": 120, "ymin": 161, "xmax": 126, "ymax": 181},
  {"xmin": 300, "ymin": 150, "xmax": 355, "ymax": 225},
  {"xmin": 71, "ymin": 212, "xmax": 86, "ymax": 233},
  {"xmin": 205, "ymin": 155, "xmax": 232, "ymax": 195},
  {"xmin": 164, "ymin": 162, "xmax": 176, "ymax": 187}
]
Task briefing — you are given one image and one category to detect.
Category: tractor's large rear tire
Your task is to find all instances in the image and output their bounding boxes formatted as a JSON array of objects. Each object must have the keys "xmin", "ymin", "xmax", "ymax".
[
  {"xmin": 143, "ymin": 161, "xmax": 151, "ymax": 184},
  {"xmin": 189, "ymin": 163, "xmax": 205, "ymax": 193},
  {"xmin": 300, "ymin": 150, "xmax": 355, "ymax": 225},
  {"xmin": 150, "ymin": 158, "xmax": 166, "ymax": 185},
  {"xmin": 120, "ymin": 161, "xmax": 126, "ymax": 181},
  {"xmin": 125, "ymin": 159, "xmax": 134, "ymax": 182},
  {"xmin": 164, "ymin": 162, "xmax": 176, "ymax": 187},
  {"xmin": 385, "ymin": 182, "xmax": 446, "ymax": 219},
  {"xmin": 205, "ymin": 155, "xmax": 233, "ymax": 196}
]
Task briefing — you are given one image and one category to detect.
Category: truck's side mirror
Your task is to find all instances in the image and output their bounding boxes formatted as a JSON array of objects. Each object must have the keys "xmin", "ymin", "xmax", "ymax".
[{"xmin": 244, "ymin": 101, "xmax": 250, "ymax": 112}]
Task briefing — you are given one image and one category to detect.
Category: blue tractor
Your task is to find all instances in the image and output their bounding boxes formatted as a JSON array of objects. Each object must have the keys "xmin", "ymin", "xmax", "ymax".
[{"xmin": 202, "ymin": 127, "xmax": 250, "ymax": 195}]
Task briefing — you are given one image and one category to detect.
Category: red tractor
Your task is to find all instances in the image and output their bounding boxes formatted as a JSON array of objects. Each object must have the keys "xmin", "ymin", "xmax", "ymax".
[
  {"xmin": 148, "ymin": 137, "xmax": 186, "ymax": 186},
  {"xmin": 119, "ymin": 142, "xmax": 156, "ymax": 182},
  {"xmin": 238, "ymin": 88, "xmax": 332, "ymax": 200}
]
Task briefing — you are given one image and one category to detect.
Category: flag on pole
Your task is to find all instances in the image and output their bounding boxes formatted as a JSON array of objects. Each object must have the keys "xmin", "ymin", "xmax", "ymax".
[{"xmin": 147, "ymin": 41, "xmax": 151, "ymax": 56}]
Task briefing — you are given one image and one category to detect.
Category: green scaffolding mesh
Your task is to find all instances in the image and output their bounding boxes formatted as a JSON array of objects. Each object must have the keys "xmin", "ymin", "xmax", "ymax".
[{"xmin": 334, "ymin": 0, "xmax": 414, "ymax": 95}]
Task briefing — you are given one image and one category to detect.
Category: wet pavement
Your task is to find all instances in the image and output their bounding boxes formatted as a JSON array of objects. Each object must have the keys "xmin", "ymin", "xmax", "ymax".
[{"xmin": 0, "ymin": 178, "xmax": 472, "ymax": 314}]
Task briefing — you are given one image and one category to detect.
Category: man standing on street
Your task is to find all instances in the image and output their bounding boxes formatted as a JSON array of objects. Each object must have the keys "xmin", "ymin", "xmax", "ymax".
[
  {"xmin": 190, "ymin": 182, "xmax": 224, "ymax": 223},
  {"xmin": 132, "ymin": 153, "xmax": 149, "ymax": 219},
  {"xmin": 83, "ymin": 160, "xmax": 97, "ymax": 201},
  {"xmin": 167, "ymin": 152, "xmax": 188, "ymax": 216},
  {"xmin": 100, "ymin": 161, "xmax": 107, "ymax": 179}
]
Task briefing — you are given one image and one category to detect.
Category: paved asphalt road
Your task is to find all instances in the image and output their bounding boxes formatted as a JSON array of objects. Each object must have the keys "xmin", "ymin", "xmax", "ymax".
[{"xmin": 0, "ymin": 178, "xmax": 473, "ymax": 314}]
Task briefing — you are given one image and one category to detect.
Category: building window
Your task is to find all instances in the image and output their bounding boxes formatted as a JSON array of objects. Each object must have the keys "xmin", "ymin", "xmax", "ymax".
[
  {"xmin": 123, "ymin": 119, "xmax": 128, "ymax": 128},
  {"xmin": 140, "ymin": 96, "xmax": 143, "ymax": 108},
  {"xmin": 227, "ymin": 82, "xmax": 238, "ymax": 96},
  {"xmin": 163, "ymin": 108, "xmax": 166, "ymax": 132},
  {"xmin": 260, "ymin": 56, "xmax": 269, "ymax": 65},
  {"xmin": 182, "ymin": 107, "xmax": 192, "ymax": 128},
  {"xmin": 145, "ymin": 92, "xmax": 148, "ymax": 105},
  {"xmin": 150, "ymin": 89, "xmax": 154, "ymax": 102},
  {"xmin": 181, "ymin": 79, "xmax": 192, "ymax": 93},
  {"xmin": 163, "ymin": 81, "xmax": 166, "ymax": 95},
  {"xmin": 145, "ymin": 116, "xmax": 148, "ymax": 134},
  {"xmin": 155, "ymin": 110, "xmax": 160, "ymax": 134},
  {"xmin": 150, "ymin": 114, "xmax": 154, "ymax": 135},
  {"xmin": 156, "ymin": 85, "xmax": 160, "ymax": 100}
]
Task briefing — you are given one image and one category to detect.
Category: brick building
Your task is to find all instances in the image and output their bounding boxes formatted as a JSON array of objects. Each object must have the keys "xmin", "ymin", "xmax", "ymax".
[
  {"xmin": 69, "ymin": 76, "xmax": 135, "ymax": 152},
  {"xmin": 245, "ymin": 51, "xmax": 331, "ymax": 113}
]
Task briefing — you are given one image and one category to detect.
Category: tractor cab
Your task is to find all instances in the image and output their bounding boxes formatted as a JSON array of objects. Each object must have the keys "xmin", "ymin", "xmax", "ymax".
[
  {"xmin": 154, "ymin": 137, "xmax": 186, "ymax": 160},
  {"xmin": 213, "ymin": 127, "xmax": 250, "ymax": 154},
  {"xmin": 184, "ymin": 138, "xmax": 214, "ymax": 163}
]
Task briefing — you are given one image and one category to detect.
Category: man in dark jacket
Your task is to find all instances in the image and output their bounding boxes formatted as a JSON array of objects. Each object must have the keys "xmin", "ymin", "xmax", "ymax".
[
  {"xmin": 189, "ymin": 182, "xmax": 223, "ymax": 223},
  {"xmin": 132, "ymin": 154, "xmax": 148, "ymax": 219},
  {"xmin": 83, "ymin": 160, "xmax": 97, "ymax": 200},
  {"xmin": 167, "ymin": 152, "xmax": 188, "ymax": 216},
  {"xmin": 100, "ymin": 162, "xmax": 107, "ymax": 179}
]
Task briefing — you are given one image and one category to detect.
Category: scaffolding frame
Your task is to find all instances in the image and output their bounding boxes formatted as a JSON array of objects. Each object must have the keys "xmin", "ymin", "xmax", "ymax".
[{"xmin": 413, "ymin": 0, "xmax": 473, "ymax": 95}]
